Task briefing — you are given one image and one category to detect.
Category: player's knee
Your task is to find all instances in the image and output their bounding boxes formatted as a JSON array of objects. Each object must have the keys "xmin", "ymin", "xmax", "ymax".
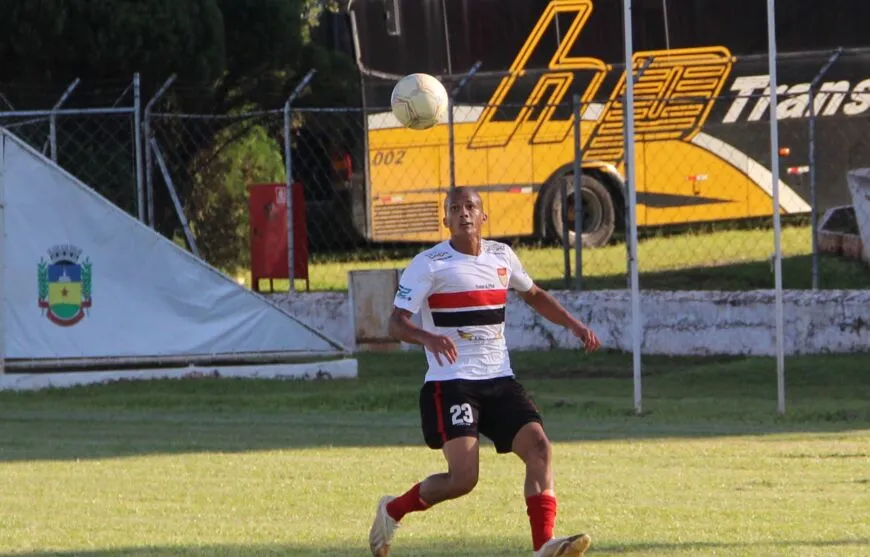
[
  {"xmin": 448, "ymin": 468, "xmax": 478, "ymax": 496},
  {"xmin": 527, "ymin": 433, "xmax": 552, "ymax": 465}
]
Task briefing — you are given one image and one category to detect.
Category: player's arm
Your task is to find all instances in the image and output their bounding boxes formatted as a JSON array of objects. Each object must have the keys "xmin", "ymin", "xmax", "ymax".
[
  {"xmin": 389, "ymin": 256, "xmax": 458, "ymax": 365},
  {"xmin": 388, "ymin": 308, "xmax": 458, "ymax": 365},
  {"xmin": 508, "ymin": 248, "xmax": 601, "ymax": 353}
]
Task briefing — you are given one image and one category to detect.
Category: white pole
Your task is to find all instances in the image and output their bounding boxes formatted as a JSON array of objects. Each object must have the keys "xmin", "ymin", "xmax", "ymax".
[
  {"xmin": 767, "ymin": 0, "xmax": 786, "ymax": 415},
  {"xmin": 0, "ymin": 132, "xmax": 6, "ymax": 375},
  {"xmin": 623, "ymin": 0, "xmax": 643, "ymax": 414}
]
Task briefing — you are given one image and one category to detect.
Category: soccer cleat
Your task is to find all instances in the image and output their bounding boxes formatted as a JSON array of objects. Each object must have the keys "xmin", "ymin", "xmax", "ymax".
[
  {"xmin": 533, "ymin": 533, "xmax": 592, "ymax": 557},
  {"xmin": 368, "ymin": 495, "xmax": 400, "ymax": 557}
]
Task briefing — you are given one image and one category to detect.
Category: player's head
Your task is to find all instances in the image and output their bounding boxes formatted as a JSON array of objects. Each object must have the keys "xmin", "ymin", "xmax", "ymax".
[{"xmin": 443, "ymin": 187, "xmax": 487, "ymax": 239}]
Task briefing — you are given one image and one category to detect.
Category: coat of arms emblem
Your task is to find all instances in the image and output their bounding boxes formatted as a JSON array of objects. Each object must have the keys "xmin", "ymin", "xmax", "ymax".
[{"xmin": 37, "ymin": 244, "xmax": 92, "ymax": 326}]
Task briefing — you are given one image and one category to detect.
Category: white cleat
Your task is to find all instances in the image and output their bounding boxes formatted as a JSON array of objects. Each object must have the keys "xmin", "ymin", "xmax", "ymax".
[
  {"xmin": 368, "ymin": 495, "xmax": 400, "ymax": 557},
  {"xmin": 533, "ymin": 533, "xmax": 592, "ymax": 557}
]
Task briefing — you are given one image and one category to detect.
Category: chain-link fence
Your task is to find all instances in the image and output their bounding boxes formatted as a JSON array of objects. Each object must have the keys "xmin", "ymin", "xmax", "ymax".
[
  {"xmin": 281, "ymin": 51, "xmax": 870, "ymax": 294},
  {"xmin": 4, "ymin": 60, "xmax": 868, "ymax": 295},
  {"xmin": 0, "ymin": 78, "xmax": 143, "ymax": 219},
  {"xmin": 256, "ymin": 99, "xmax": 870, "ymax": 295},
  {"xmin": 148, "ymin": 109, "xmax": 286, "ymax": 273},
  {"xmin": 144, "ymin": 91, "xmax": 870, "ymax": 294}
]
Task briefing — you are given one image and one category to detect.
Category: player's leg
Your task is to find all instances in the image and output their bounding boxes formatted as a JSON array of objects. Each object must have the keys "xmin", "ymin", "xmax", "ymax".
[
  {"xmin": 513, "ymin": 422, "xmax": 590, "ymax": 556},
  {"xmin": 368, "ymin": 380, "xmax": 481, "ymax": 556},
  {"xmin": 386, "ymin": 435, "xmax": 480, "ymax": 521},
  {"xmin": 419, "ymin": 435, "xmax": 480, "ymax": 503},
  {"xmin": 480, "ymin": 377, "xmax": 590, "ymax": 557}
]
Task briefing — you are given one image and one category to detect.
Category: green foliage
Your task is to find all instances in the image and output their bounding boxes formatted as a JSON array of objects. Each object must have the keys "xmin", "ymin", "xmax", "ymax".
[
  {"xmin": 0, "ymin": 0, "xmax": 360, "ymax": 265},
  {"xmin": 187, "ymin": 123, "xmax": 286, "ymax": 273},
  {"xmin": 0, "ymin": 0, "xmax": 225, "ymax": 89}
]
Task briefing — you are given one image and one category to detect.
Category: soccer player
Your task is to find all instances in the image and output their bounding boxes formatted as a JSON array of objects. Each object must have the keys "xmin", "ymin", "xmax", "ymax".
[{"xmin": 368, "ymin": 186, "xmax": 601, "ymax": 557}]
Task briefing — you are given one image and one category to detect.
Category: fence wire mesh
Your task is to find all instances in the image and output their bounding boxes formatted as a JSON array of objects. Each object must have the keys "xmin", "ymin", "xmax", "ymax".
[
  {"xmin": 3, "ymin": 68, "xmax": 869, "ymax": 295},
  {"xmin": 149, "ymin": 110, "xmax": 286, "ymax": 276},
  {"xmin": 0, "ymin": 111, "xmax": 140, "ymax": 218},
  {"xmin": 810, "ymin": 102, "xmax": 870, "ymax": 285},
  {"xmin": 141, "ymin": 87, "xmax": 870, "ymax": 294}
]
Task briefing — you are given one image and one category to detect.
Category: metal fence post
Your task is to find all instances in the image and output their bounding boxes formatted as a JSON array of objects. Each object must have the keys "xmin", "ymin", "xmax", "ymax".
[
  {"xmin": 807, "ymin": 47, "xmax": 843, "ymax": 290},
  {"xmin": 47, "ymin": 78, "xmax": 80, "ymax": 161},
  {"xmin": 143, "ymin": 74, "xmax": 177, "ymax": 228},
  {"xmin": 149, "ymin": 138, "xmax": 200, "ymax": 258},
  {"xmin": 623, "ymin": 4, "xmax": 645, "ymax": 416},
  {"xmin": 572, "ymin": 94, "xmax": 584, "ymax": 291},
  {"xmin": 284, "ymin": 69, "xmax": 317, "ymax": 294},
  {"xmin": 133, "ymin": 73, "xmax": 146, "ymax": 223},
  {"xmin": 562, "ymin": 168, "xmax": 571, "ymax": 288},
  {"xmin": 448, "ymin": 61, "xmax": 482, "ymax": 191},
  {"xmin": 623, "ymin": 57, "xmax": 652, "ymax": 289}
]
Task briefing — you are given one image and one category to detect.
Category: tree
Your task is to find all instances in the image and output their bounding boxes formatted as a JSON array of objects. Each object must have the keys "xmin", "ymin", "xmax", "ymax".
[
  {"xmin": 0, "ymin": 0, "xmax": 226, "ymax": 93},
  {"xmin": 0, "ymin": 0, "xmax": 360, "ymax": 271}
]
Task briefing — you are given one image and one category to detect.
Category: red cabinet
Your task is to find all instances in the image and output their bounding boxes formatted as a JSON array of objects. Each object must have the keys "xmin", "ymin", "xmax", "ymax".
[{"xmin": 248, "ymin": 182, "xmax": 308, "ymax": 292}]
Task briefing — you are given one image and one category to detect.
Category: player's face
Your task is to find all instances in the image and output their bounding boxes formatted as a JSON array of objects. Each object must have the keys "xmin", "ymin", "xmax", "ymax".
[{"xmin": 443, "ymin": 191, "xmax": 487, "ymax": 237}]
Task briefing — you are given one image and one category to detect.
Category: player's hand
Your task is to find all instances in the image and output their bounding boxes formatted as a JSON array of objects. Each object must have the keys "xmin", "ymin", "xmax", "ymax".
[
  {"xmin": 423, "ymin": 334, "xmax": 458, "ymax": 366},
  {"xmin": 570, "ymin": 322, "xmax": 600, "ymax": 353}
]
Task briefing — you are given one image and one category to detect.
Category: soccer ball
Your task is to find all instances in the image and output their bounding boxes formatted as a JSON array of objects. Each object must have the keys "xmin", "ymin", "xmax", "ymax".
[{"xmin": 390, "ymin": 73, "xmax": 449, "ymax": 130}]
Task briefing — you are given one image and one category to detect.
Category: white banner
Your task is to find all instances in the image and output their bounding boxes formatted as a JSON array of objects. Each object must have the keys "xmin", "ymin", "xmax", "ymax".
[
  {"xmin": 1, "ymin": 130, "xmax": 344, "ymax": 360},
  {"xmin": 847, "ymin": 168, "xmax": 870, "ymax": 263}
]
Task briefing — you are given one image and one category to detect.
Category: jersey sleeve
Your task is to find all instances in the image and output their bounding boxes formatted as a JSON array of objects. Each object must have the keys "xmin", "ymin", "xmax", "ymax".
[
  {"xmin": 393, "ymin": 254, "xmax": 434, "ymax": 314},
  {"xmin": 507, "ymin": 245, "xmax": 535, "ymax": 292}
]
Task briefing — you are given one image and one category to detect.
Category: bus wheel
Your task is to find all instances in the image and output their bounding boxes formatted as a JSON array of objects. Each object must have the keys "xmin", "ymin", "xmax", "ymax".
[{"xmin": 544, "ymin": 172, "xmax": 616, "ymax": 248}]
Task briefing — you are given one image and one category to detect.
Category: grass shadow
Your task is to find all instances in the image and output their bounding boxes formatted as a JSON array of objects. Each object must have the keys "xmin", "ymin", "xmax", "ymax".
[{"xmin": 0, "ymin": 351, "xmax": 868, "ymax": 462}]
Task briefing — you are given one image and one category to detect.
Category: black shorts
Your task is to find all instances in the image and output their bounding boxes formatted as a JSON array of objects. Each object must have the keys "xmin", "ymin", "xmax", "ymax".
[{"xmin": 419, "ymin": 376, "xmax": 543, "ymax": 454}]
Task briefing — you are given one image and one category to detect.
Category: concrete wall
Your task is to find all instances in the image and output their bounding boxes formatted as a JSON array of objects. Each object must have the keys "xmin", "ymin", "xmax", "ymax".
[{"xmin": 274, "ymin": 290, "xmax": 870, "ymax": 356}]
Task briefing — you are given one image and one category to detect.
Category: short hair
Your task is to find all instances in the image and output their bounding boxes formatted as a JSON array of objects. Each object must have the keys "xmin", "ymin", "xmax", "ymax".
[{"xmin": 444, "ymin": 187, "xmax": 483, "ymax": 212}]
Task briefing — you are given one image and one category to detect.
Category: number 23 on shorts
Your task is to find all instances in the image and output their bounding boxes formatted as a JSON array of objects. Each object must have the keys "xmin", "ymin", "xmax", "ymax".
[{"xmin": 449, "ymin": 402, "xmax": 474, "ymax": 426}]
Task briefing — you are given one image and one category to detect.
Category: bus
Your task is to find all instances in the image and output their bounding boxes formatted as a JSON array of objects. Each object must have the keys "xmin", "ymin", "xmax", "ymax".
[{"xmin": 335, "ymin": 0, "xmax": 870, "ymax": 248}]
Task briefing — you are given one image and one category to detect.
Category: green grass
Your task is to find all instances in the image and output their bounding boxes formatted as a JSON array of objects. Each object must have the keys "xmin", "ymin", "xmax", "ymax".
[
  {"xmin": 1, "ymin": 351, "xmax": 869, "ymax": 556},
  {"xmin": 242, "ymin": 224, "xmax": 870, "ymax": 292}
]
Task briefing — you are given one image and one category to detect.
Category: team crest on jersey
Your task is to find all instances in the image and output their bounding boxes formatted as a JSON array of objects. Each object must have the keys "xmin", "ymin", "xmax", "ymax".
[
  {"xmin": 457, "ymin": 329, "xmax": 504, "ymax": 343},
  {"xmin": 497, "ymin": 267, "xmax": 508, "ymax": 287}
]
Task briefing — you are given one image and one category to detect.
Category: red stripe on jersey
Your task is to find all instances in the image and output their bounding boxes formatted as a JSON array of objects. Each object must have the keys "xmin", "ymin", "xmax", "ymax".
[{"xmin": 427, "ymin": 289, "xmax": 507, "ymax": 309}]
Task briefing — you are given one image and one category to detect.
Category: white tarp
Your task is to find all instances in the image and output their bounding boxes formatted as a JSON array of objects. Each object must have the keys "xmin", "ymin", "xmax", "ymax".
[
  {"xmin": 846, "ymin": 168, "xmax": 870, "ymax": 263},
  {"xmin": 0, "ymin": 129, "xmax": 345, "ymax": 360}
]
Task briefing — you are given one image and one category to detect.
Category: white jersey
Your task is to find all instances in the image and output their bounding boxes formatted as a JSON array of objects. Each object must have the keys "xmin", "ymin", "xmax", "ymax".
[{"xmin": 392, "ymin": 239, "xmax": 535, "ymax": 382}]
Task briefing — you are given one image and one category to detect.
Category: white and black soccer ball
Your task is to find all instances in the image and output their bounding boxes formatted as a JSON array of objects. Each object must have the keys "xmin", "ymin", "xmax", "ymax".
[{"xmin": 390, "ymin": 73, "xmax": 449, "ymax": 130}]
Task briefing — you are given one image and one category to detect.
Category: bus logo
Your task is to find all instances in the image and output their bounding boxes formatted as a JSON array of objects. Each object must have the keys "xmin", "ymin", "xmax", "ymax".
[{"xmin": 468, "ymin": 0, "xmax": 734, "ymax": 166}]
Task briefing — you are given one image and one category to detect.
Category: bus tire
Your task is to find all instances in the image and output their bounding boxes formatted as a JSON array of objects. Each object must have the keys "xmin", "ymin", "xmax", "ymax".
[{"xmin": 543, "ymin": 171, "xmax": 616, "ymax": 248}]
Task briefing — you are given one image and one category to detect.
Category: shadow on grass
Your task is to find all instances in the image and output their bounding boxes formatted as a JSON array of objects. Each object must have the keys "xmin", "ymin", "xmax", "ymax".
[
  {"xmin": 536, "ymin": 254, "xmax": 870, "ymax": 291},
  {"xmin": 1, "ymin": 351, "xmax": 868, "ymax": 462},
  {"xmin": 3, "ymin": 537, "xmax": 869, "ymax": 557}
]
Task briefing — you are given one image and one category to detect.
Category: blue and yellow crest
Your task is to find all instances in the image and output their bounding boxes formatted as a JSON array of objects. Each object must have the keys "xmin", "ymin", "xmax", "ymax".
[{"xmin": 37, "ymin": 244, "xmax": 92, "ymax": 326}]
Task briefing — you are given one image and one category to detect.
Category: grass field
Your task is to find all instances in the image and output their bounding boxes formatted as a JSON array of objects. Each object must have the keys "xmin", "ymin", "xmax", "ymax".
[
  {"xmin": 2, "ymin": 351, "xmax": 869, "ymax": 556},
  {"xmin": 247, "ymin": 224, "xmax": 870, "ymax": 292}
]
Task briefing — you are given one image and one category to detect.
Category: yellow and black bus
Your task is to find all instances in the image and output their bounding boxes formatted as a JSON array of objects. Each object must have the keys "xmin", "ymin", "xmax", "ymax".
[{"xmin": 334, "ymin": 0, "xmax": 870, "ymax": 248}]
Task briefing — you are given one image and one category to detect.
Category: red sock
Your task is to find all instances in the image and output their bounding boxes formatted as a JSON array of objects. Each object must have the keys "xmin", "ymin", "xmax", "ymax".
[
  {"xmin": 526, "ymin": 492, "xmax": 558, "ymax": 551},
  {"xmin": 386, "ymin": 482, "xmax": 430, "ymax": 522}
]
